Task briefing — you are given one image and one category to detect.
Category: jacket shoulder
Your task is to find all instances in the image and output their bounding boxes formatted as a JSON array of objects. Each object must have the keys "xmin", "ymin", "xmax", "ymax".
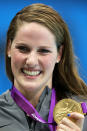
[{"xmin": 0, "ymin": 90, "xmax": 14, "ymax": 106}]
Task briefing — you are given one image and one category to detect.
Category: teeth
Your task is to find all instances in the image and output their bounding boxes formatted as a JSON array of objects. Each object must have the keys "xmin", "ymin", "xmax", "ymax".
[{"xmin": 23, "ymin": 70, "xmax": 40, "ymax": 76}]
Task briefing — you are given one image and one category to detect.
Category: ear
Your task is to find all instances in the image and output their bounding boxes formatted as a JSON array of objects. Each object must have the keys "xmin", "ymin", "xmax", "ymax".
[
  {"xmin": 7, "ymin": 40, "xmax": 12, "ymax": 58},
  {"xmin": 57, "ymin": 45, "xmax": 63, "ymax": 63}
]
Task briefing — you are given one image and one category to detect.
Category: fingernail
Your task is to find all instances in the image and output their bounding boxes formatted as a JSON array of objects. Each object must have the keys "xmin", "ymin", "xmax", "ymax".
[{"xmin": 67, "ymin": 113, "xmax": 71, "ymax": 117}]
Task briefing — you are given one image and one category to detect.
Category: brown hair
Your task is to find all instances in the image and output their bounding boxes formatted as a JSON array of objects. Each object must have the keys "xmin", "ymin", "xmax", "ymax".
[{"xmin": 5, "ymin": 3, "xmax": 87, "ymax": 99}]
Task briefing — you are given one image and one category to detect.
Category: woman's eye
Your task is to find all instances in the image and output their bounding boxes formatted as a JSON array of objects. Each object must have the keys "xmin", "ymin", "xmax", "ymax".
[
  {"xmin": 38, "ymin": 49, "xmax": 51, "ymax": 54},
  {"xmin": 16, "ymin": 46, "xmax": 29, "ymax": 53}
]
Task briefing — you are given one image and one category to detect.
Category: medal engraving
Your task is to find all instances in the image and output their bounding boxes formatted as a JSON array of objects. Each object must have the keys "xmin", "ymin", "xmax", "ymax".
[{"xmin": 53, "ymin": 98, "xmax": 83, "ymax": 124}]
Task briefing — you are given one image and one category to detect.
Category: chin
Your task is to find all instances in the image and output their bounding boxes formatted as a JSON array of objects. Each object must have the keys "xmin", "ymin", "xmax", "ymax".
[{"xmin": 21, "ymin": 83, "xmax": 39, "ymax": 90}]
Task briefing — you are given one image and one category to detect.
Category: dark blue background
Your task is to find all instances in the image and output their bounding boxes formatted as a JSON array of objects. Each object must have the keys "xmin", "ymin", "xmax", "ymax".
[{"xmin": 0, "ymin": 0, "xmax": 87, "ymax": 94}]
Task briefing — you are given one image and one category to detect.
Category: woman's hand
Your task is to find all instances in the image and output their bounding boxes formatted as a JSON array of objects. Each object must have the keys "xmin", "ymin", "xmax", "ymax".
[{"xmin": 56, "ymin": 112, "xmax": 84, "ymax": 131}]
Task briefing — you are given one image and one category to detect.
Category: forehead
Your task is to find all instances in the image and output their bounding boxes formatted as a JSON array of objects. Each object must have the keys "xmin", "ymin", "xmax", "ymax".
[
  {"xmin": 13, "ymin": 22, "xmax": 56, "ymax": 48},
  {"xmin": 16, "ymin": 22, "xmax": 55, "ymax": 40}
]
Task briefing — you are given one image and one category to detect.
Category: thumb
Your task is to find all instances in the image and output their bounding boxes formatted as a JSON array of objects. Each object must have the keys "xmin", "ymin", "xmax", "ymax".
[{"xmin": 68, "ymin": 112, "xmax": 84, "ymax": 129}]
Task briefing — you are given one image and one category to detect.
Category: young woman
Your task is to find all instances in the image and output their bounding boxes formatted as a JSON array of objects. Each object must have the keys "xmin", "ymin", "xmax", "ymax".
[{"xmin": 0, "ymin": 3, "xmax": 87, "ymax": 131}]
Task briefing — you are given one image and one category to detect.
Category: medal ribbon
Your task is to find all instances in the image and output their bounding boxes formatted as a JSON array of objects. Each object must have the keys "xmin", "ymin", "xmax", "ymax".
[
  {"xmin": 11, "ymin": 86, "xmax": 87, "ymax": 131},
  {"xmin": 11, "ymin": 86, "xmax": 56, "ymax": 131},
  {"xmin": 81, "ymin": 102, "xmax": 87, "ymax": 114}
]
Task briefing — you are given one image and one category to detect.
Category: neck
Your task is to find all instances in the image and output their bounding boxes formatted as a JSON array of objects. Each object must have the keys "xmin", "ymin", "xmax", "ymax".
[
  {"xmin": 29, "ymin": 96, "xmax": 39, "ymax": 108},
  {"xmin": 14, "ymin": 86, "xmax": 46, "ymax": 108},
  {"xmin": 14, "ymin": 78, "xmax": 52, "ymax": 107}
]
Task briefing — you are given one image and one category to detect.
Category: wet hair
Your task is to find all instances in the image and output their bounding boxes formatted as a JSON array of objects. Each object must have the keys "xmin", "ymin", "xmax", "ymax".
[{"xmin": 5, "ymin": 3, "xmax": 87, "ymax": 99}]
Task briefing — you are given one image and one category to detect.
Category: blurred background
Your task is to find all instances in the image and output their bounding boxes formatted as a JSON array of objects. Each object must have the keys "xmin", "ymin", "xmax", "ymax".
[{"xmin": 0, "ymin": 0, "xmax": 87, "ymax": 94}]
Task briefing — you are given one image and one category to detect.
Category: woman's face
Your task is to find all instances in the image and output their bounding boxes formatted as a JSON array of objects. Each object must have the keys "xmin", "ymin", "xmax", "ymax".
[{"xmin": 8, "ymin": 22, "xmax": 61, "ymax": 96}]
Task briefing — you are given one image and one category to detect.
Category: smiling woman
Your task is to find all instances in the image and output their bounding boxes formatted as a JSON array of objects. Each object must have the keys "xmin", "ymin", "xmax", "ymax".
[
  {"xmin": 7, "ymin": 22, "xmax": 58, "ymax": 102},
  {"xmin": 0, "ymin": 3, "xmax": 87, "ymax": 131}
]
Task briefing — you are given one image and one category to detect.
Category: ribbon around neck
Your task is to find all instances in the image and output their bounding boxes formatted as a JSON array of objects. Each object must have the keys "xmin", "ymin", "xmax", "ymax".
[{"xmin": 11, "ymin": 86, "xmax": 57, "ymax": 131}]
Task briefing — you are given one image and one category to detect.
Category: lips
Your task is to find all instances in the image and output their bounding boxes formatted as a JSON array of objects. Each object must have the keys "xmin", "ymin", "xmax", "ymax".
[{"xmin": 22, "ymin": 69, "xmax": 41, "ymax": 76}]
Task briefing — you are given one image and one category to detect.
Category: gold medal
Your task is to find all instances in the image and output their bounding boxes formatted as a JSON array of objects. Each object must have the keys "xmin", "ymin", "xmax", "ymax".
[{"xmin": 53, "ymin": 98, "xmax": 83, "ymax": 124}]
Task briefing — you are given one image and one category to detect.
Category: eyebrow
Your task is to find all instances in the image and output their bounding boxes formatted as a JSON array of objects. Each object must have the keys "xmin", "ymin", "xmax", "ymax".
[
  {"xmin": 38, "ymin": 46, "xmax": 52, "ymax": 48},
  {"xmin": 15, "ymin": 42, "xmax": 52, "ymax": 48}
]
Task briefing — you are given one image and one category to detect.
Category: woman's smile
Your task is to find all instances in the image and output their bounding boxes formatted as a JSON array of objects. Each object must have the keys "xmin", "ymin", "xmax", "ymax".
[
  {"xmin": 23, "ymin": 70, "xmax": 41, "ymax": 76},
  {"xmin": 22, "ymin": 68, "xmax": 42, "ymax": 78}
]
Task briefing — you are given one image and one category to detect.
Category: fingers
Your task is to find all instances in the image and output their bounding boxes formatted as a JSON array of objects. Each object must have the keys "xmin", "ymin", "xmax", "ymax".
[
  {"xmin": 68, "ymin": 112, "xmax": 84, "ymax": 129},
  {"xmin": 56, "ymin": 112, "xmax": 84, "ymax": 131},
  {"xmin": 69, "ymin": 112, "xmax": 84, "ymax": 119},
  {"xmin": 56, "ymin": 123, "xmax": 73, "ymax": 131},
  {"xmin": 60, "ymin": 117, "xmax": 81, "ymax": 130}
]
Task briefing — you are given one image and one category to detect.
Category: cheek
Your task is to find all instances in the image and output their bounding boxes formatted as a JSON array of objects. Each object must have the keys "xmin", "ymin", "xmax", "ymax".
[
  {"xmin": 42, "ymin": 55, "xmax": 56, "ymax": 70},
  {"xmin": 11, "ymin": 51, "xmax": 24, "ymax": 68}
]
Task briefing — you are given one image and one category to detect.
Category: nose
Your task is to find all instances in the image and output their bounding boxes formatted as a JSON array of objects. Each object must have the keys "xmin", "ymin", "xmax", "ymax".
[{"xmin": 25, "ymin": 51, "xmax": 38, "ymax": 67}]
